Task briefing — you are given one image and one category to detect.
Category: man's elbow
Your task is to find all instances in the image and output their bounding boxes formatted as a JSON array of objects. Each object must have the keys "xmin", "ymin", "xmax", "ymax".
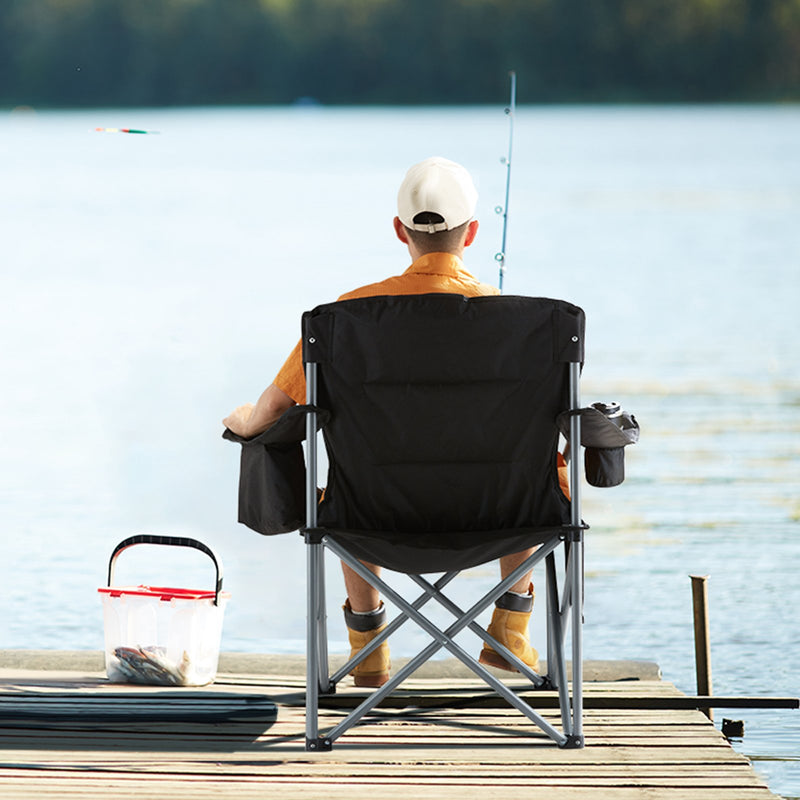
[
  {"xmin": 264, "ymin": 384, "xmax": 295, "ymax": 417},
  {"xmin": 253, "ymin": 384, "xmax": 295, "ymax": 433}
]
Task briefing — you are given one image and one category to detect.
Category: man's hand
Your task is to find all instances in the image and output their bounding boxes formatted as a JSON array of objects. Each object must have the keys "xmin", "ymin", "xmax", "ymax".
[
  {"xmin": 222, "ymin": 384, "xmax": 296, "ymax": 439},
  {"xmin": 223, "ymin": 403, "xmax": 256, "ymax": 437}
]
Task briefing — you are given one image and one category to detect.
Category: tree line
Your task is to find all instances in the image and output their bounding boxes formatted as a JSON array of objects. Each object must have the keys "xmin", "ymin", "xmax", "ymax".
[{"xmin": 1, "ymin": 0, "xmax": 798, "ymax": 107}]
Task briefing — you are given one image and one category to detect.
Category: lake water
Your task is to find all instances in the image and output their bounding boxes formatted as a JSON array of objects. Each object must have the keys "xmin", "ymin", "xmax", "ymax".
[{"xmin": 1, "ymin": 105, "xmax": 798, "ymax": 796}]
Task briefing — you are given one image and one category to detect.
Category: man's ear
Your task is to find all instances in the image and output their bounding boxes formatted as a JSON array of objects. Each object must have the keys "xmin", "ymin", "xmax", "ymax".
[
  {"xmin": 393, "ymin": 216, "xmax": 409, "ymax": 244},
  {"xmin": 463, "ymin": 219, "xmax": 479, "ymax": 248}
]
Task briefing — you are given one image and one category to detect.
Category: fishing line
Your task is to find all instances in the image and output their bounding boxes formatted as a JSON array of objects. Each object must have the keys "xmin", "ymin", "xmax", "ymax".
[{"xmin": 495, "ymin": 71, "xmax": 516, "ymax": 294}]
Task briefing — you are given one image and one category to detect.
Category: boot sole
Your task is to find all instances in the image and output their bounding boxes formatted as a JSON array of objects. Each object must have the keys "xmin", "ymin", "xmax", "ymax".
[
  {"xmin": 479, "ymin": 648, "xmax": 540, "ymax": 674},
  {"xmin": 352, "ymin": 672, "xmax": 390, "ymax": 688}
]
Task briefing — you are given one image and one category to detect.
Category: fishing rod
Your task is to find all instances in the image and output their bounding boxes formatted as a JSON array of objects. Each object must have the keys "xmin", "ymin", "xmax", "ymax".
[{"xmin": 495, "ymin": 71, "xmax": 516, "ymax": 294}]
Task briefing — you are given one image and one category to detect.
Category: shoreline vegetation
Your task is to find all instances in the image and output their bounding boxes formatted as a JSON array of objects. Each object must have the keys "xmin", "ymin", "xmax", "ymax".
[{"xmin": 1, "ymin": 0, "xmax": 798, "ymax": 109}]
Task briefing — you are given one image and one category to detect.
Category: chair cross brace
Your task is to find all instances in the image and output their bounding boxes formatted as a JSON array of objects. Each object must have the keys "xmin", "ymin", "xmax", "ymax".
[
  {"xmin": 305, "ymin": 530, "xmax": 584, "ymax": 750},
  {"xmin": 329, "ymin": 570, "xmax": 460, "ymax": 687}
]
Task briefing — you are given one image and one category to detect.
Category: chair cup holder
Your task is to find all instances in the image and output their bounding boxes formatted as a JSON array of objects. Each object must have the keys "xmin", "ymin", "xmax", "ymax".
[{"xmin": 585, "ymin": 446, "xmax": 625, "ymax": 487}]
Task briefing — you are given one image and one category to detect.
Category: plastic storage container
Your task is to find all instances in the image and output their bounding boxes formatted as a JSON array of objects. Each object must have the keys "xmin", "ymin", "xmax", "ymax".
[{"xmin": 98, "ymin": 534, "xmax": 229, "ymax": 686}]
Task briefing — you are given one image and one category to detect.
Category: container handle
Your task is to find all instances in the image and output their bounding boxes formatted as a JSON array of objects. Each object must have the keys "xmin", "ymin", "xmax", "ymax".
[{"xmin": 107, "ymin": 534, "xmax": 224, "ymax": 606}]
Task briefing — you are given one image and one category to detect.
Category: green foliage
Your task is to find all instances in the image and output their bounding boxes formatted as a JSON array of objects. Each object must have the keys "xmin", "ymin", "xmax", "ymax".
[{"xmin": 0, "ymin": 0, "xmax": 798, "ymax": 106}]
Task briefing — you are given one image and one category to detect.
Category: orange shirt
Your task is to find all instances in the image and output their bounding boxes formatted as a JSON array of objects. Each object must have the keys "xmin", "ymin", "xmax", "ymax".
[{"xmin": 273, "ymin": 252, "xmax": 498, "ymax": 404}]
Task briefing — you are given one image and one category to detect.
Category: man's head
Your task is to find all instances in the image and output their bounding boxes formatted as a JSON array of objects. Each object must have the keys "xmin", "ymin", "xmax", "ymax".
[{"xmin": 394, "ymin": 156, "xmax": 479, "ymax": 257}]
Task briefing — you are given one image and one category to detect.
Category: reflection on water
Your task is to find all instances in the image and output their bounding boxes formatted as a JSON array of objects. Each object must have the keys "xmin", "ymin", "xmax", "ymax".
[{"xmin": 1, "ymin": 105, "xmax": 798, "ymax": 797}]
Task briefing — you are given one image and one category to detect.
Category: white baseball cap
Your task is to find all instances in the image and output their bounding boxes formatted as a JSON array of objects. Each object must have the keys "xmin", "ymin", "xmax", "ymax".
[{"xmin": 397, "ymin": 156, "xmax": 478, "ymax": 233}]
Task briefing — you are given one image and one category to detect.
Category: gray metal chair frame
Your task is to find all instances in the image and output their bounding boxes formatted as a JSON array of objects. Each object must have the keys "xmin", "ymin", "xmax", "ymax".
[{"xmin": 301, "ymin": 358, "xmax": 585, "ymax": 751}]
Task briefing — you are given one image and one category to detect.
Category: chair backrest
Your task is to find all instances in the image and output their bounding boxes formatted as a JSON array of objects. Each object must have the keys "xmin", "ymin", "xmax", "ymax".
[{"xmin": 302, "ymin": 293, "xmax": 585, "ymax": 572}]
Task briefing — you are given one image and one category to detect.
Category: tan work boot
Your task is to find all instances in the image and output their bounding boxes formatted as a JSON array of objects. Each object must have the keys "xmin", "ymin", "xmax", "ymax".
[
  {"xmin": 478, "ymin": 584, "xmax": 540, "ymax": 673},
  {"xmin": 343, "ymin": 600, "xmax": 391, "ymax": 688}
]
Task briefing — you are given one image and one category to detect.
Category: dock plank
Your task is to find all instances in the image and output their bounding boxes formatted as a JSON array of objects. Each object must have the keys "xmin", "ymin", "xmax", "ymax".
[{"xmin": 0, "ymin": 670, "xmax": 781, "ymax": 800}]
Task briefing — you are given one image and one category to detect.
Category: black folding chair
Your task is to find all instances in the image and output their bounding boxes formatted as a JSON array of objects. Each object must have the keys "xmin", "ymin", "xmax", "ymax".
[{"xmin": 300, "ymin": 293, "xmax": 586, "ymax": 750}]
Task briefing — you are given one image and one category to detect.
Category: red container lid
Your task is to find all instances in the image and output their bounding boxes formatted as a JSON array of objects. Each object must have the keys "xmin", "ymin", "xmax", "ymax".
[{"xmin": 98, "ymin": 585, "xmax": 224, "ymax": 602}]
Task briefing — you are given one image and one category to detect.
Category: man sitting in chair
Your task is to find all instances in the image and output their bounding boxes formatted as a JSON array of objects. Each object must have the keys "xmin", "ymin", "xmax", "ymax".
[{"xmin": 223, "ymin": 156, "xmax": 569, "ymax": 688}]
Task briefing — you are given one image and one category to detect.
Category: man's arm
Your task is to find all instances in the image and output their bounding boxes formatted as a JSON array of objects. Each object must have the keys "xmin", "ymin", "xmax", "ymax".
[{"xmin": 223, "ymin": 383, "xmax": 295, "ymax": 438}]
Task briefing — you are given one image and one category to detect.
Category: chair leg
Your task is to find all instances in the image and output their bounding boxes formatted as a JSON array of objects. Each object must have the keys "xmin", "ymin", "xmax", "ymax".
[
  {"xmin": 315, "ymin": 549, "xmax": 332, "ymax": 694},
  {"xmin": 564, "ymin": 360, "xmax": 585, "ymax": 748},
  {"xmin": 568, "ymin": 533, "xmax": 585, "ymax": 747},
  {"xmin": 546, "ymin": 552, "xmax": 572, "ymax": 736},
  {"xmin": 305, "ymin": 539, "xmax": 332, "ymax": 751},
  {"xmin": 546, "ymin": 554, "xmax": 556, "ymax": 686}
]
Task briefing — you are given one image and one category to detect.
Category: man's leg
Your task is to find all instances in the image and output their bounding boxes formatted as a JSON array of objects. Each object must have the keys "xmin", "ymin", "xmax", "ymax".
[
  {"xmin": 499, "ymin": 547, "xmax": 535, "ymax": 592},
  {"xmin": 341, "ymin": 560, "xmax": 391, "ymax": 687},
  {"xmin": 342, "ymin": 560, "xmax": 381, "ymax": 612},
  {"xmin": 480, "ymin": 547, "xmax": 539, "ymax": 672}
]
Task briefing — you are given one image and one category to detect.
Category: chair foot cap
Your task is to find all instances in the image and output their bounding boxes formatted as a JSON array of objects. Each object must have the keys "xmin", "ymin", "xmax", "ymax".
[
  {"xmin": 559, "ymin": 734, "xmax": 584, "ymax": 749},
  {"xmin": 306, "ymin": 737, "xmax": 333, "ymax": 751}
]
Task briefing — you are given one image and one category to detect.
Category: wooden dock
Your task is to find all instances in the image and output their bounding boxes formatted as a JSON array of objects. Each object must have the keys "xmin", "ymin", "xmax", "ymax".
[{"xmin": 0, "ymin": 654, "xmax": 783, "ymax": 799}]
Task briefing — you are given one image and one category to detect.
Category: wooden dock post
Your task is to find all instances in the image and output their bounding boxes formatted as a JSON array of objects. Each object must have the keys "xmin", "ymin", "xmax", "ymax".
[{"xmin": 691, "ymin": 574, "xmax": 714, "ymax": 720}]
